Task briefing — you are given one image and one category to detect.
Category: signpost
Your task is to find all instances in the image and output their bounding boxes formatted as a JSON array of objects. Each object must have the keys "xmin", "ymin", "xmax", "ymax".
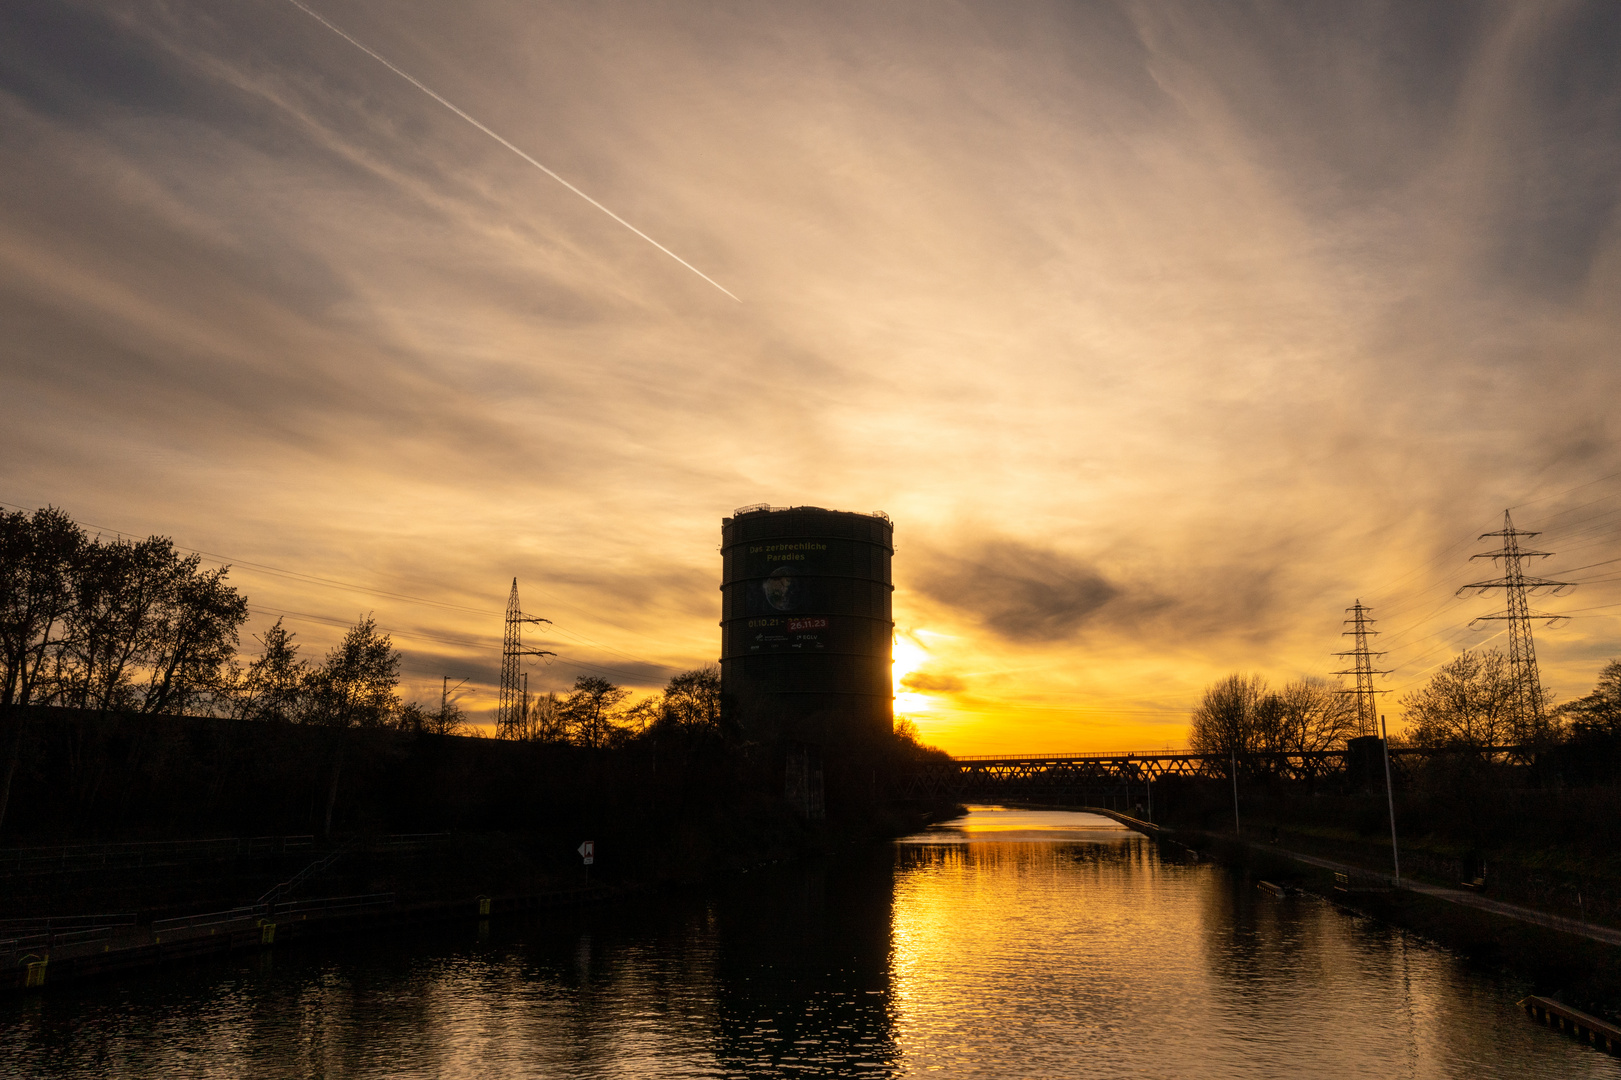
[{"xmin": 578, "ymin": 840, "xmax": 594, "ymax": 887}]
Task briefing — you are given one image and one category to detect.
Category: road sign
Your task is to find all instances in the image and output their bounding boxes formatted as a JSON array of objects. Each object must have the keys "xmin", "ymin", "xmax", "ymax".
[{"xmin": 577, "ymin": 840, "xmax": 594, "ymax": 865}]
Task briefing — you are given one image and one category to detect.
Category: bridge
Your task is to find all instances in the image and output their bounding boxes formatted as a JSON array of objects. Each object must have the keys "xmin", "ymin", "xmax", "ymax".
[{"xmin": 899, "ymin": 745, "xmax": 1534, "ymax": 803}]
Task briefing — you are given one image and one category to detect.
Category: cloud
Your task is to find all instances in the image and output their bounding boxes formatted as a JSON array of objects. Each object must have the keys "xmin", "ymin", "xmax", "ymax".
[
  {"xmin": 4, "ymin": 0, "xmax": 1621, "ymax": 749},
  {"xmin": 901, "ymin": 670, "xmax": 966, "ymax": 694},
  {"xmin": 917, "ymin": 541, "xmax": 1119, "ymax": 643}
]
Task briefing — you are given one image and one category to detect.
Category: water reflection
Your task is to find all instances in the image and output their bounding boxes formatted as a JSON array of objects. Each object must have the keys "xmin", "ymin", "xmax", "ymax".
[
  {"xmin": 712, "ymin": 849, "xmax": 898, "ymax": 1075},
  {"xmin": 900, "ymin": 804, "xmax": 1136, "ymax": 844},
  {"xmin": 0, "ymin": 806, "xmax": 1610, "ymax": 1078}
]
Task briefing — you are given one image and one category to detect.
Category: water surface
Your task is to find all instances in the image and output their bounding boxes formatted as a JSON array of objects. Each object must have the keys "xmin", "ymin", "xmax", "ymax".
[{"xmin": 1, "ymin": 806, "xmax": 1605, "ymax": 1077}]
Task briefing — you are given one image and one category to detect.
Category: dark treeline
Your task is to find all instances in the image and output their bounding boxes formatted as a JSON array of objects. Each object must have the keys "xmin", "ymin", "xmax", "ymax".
[
  {"xmin": 1187, "ymin": 647, "xmax": 1621, "ymax": 771},
  {"xmin": 0, "ymin": 507, "xmax": 246, "ymax": 720},
  {"xmin": 1163, "ymin": 651, "xmax": 1621, "ymax": 933},
  {"xmin": 1, "ymin": 507, "xmax": 942, "ymax": 848},
  {"xmin": 0, "ymin": 505, "xmax": 726, "ymax": 739}
]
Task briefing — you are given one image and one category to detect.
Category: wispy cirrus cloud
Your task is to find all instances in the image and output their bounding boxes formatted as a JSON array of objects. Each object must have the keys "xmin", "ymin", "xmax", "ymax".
[{"xmin": 4, "ymin": 0, "xmax": 1621, "ymax": 749}]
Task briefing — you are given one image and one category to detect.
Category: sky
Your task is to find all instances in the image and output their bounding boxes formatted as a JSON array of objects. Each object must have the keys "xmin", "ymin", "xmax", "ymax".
[{"xmin": 3, "ymin": 0, "xmax": 1621, "ymax": 753}]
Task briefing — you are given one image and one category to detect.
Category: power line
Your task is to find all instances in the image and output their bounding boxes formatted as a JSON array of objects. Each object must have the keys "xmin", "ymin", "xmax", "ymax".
[
  {"xmin": 1510, "ymin": 469, "xmax": 1621, "ymax": 513},
  {"xmin": 250, "ymin": 604, "xmax": 664, "ymax": 688},
  {"xmin": 1365, "ymin": 499, "xmax": 1620, "ymax": 668},
  {"xmin": 1390, "ymin": 626, "xmax": 1510, "ymax": 694}
]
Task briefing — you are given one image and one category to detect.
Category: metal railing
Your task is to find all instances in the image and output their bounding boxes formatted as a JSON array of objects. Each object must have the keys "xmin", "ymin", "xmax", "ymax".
[
  {"xmin": 369, "ymin": 832, "xmax": 452, "ymax": 851},
  {"xmin": 0, "ymin": 835, "xmax": 314, "ymax": 876},
  {"xmin": 256, "ymin": 833, "xmax": 447, "ymax": 907},
  {"xmin": 148, "ymin": 893, "xmax": 397, "ymax": 939},
  {"xmin": 151, "ymin": 907, "xmax": 262, "ymax": 935},
  {"xmin": 258, "ymin": 843, "xmax": 353, "ymax": 907},
  {"xmin": 0, "ymin": 913, "xmax": 137, "ymax": 933},
  {"xmin": 272, "ymin": 893, "xmax": 395, "ymax": 918},
  {"xmin": 0, "ymin": 925, "xmax": 118, "ymax": 955},
  {"xmin": 0, "ymin": 829, "xmax": 447, "ymax": 882}
]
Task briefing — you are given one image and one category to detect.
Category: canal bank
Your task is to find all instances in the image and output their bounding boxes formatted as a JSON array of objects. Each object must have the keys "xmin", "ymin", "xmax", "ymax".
[
  {"xmin": 1027, "ymin": 801, "xmax": 1621, "ymax": 1031},
  {"xmin": 2, "ymin": 881, "xmax": 636, "ymax": 992},
  {"xmin": 1, "ymin": 799, "xmax": 963, "ymax": 994}
]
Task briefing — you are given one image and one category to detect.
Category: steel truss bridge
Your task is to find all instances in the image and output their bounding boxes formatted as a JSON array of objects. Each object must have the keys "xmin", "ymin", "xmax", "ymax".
[{"xmin": 899, "ymin": 746, "xmax": 1534, "ymax": 802}]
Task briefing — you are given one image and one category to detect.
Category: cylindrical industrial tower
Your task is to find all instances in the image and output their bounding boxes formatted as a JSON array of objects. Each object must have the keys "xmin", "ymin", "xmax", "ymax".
[{"xmin": 720, "ymin": 505, "xmax": 894, "ymax": 744}]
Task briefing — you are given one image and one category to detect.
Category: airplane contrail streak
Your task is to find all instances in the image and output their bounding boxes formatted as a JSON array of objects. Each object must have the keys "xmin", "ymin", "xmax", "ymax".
[{"xmin": 283, "ymin": 0, "xmax": 740, "ymax": 302}]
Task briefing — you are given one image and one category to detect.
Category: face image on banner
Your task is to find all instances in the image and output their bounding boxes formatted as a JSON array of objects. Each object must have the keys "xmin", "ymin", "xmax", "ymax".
[{"xmin": 763, "ymin": 566, "xmax": 798, "ymax": 611}]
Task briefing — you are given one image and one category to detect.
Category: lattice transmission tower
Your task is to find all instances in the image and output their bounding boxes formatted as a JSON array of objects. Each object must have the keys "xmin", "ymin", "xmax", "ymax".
[
  {"xmin": 497, "ymin": 578, "xmax": 554, "ymax": 739},
  {"xmin": 1334, "ymin": 600, "xmax": 1389, "ymax": 738},
  {"xmin": 1458, "ymin": 510, "xmax": 1571, "ymax": 740}
]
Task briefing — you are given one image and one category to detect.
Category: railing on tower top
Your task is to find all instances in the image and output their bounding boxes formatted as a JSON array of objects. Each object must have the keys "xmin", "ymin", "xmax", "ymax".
[{"xmin": 730, "ymin": 504, "xmax": 890, "ymax": 522}]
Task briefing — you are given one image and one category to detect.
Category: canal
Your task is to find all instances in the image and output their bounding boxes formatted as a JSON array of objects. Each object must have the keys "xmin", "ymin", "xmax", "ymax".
[{"xmin": 1, "ymin": 806, "xmax": 1607, "ymax": 1077}]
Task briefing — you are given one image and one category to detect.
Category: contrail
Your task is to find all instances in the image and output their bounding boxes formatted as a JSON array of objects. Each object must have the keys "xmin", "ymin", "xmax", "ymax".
[{"xmin": 283, "ymin": 0, "xmax": 740, "ymax": 302}]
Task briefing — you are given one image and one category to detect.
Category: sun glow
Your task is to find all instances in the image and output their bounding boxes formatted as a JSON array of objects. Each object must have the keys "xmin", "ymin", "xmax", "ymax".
[
  {"xmin": 892, "ymin": 633, "xmax": 926, "ymax": 693},
  {"xmin": 893, "ymin": 632, "xmax": 938, "ymax": 716}
]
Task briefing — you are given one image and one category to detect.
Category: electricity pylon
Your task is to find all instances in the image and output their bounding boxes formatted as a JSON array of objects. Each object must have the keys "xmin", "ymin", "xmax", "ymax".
[
  {"xmin": 1334, "ymin": 600, "xmax": 1389, "ymax": 738},
  {"xmin": 497, "ymin": 579, "xmax": 554, "ymax": 739},
  {"xmin": 1458, "ymin": 510, "xmax": 1571, "ymax": 741}
]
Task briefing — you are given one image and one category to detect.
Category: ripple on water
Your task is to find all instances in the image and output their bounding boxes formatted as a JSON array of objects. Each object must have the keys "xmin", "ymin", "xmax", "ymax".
[{"xmin": 0, "ymin": 807, "xmax": 1609, "ymax": 1078}]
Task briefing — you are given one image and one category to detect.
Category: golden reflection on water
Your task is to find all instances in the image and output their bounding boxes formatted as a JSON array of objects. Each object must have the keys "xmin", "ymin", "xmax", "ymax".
[
  {"xmin": 0, "ymin": 806, "xmax": 1614, "ymax": 1078},
  {"xmin": 885, "ymin": 807, "xmax": 1595, "ymax": 1079}
]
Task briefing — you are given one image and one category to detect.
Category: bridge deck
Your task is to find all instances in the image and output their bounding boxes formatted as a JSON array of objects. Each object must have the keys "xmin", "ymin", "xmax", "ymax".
[{"xmin": 902, "ymin": 746, "xmax": 1532, "ymax": 800}]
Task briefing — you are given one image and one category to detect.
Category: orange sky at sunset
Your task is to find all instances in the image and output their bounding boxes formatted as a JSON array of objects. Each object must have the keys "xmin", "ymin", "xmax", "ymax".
[{"xmin": 5, "ymin": 2, "xmax": 1621, "ymax": 754}]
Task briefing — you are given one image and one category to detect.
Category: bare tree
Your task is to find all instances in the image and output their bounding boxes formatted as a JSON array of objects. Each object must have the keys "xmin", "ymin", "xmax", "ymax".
[
  {"xmin": 517, "ymin": 690, "xmax": 569, "ymax": 742},
  {"xmin": 659, "ymin": 665, "xmax": 722, "ymax": 737},
  {"xmin": 1189, "ymin": 673, "xmax": 1359, "ymax": 762},
  {"xmin": 1400, "ymin": 648, "xmax": 1521, "ymax": 751},
  {"xmin": 619, "ymin": 697, "xmax": 659, "ymax": 738},
  {"xmin": 138, "ymin": 562, "xmax": 247, "ymax": 716},
  {"xmin": 398, "ymin": 700, "xmax": 469, "ymax": 737},
  {"xmin": 55, "ymin": 537, "xmax": 180, "ymax": 713},
  {"xmin": 1188, "ymin": 674, "xmax": 1267, "ymax": 756},
  {"xmin": 1556, "ymin": 657, "xmax": 1621, "ymax": 739},
  {"xmin": 0, "ymin": 507, "xmax": 82, "ymax": 711},
  {"xmin": 561, "ymin": 676, "xmax": 630, "ymax": 750},
  {"xmin": 1276, "ymin": 677, "xmax": 1360, "ymax": 753}
]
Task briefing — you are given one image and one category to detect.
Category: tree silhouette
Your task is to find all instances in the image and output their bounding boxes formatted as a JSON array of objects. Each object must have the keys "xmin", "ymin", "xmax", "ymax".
[
  {"xmin": 1556, "ymin": 658, "xmax": 1621, "ymax": 740},
  {"xmin": 0, "ymin": 508, "xmax": 248, "ymax": 830},
  {"xmin": 230, "ymin": 618, "xmax": 308, "ymax": 723},
  {"xmin": 562, "ymin": 676, "xmax": 630, "ymax": 750},
  {"xmin": 660, "ymin": 665, "xmax": 722, "ymax": 737},
  {"xmin": 306, "ymin": 614, "xmax": 401, "ymax": 835},
  {"xmin": 1189, "ymin": 674, "xmax": 1266, "ymax": 757},
  {"xmin": 1189, "ymin": 673, "xmax": 1358, "ymax": 762},
  {"xmin": 0, "ymin": 507, "xmax": 85, "ymax": 831},
  {"xmin": 1400, "ymin": 648, "xmax": 1528, "ymax": 751}
]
